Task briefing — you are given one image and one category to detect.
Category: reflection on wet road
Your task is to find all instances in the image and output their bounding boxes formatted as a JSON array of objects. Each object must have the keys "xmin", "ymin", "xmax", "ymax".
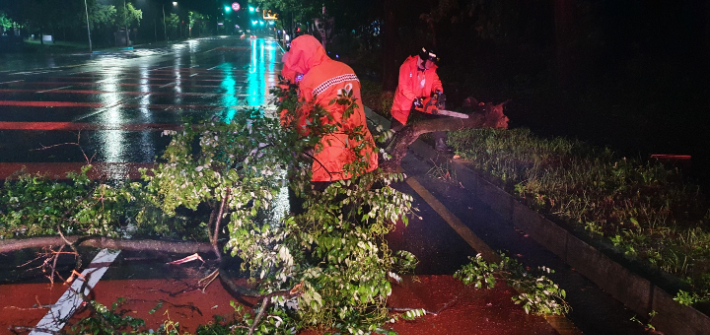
[{"xmin": 0, "ymin": 36, "xmax": 282, "ymax": 179}]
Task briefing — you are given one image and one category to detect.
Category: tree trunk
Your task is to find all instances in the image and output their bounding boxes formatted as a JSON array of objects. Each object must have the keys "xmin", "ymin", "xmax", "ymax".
[
  {"xmin": 381, "ymin": 102, "xmax": 509, "ymax": 172},
  {"xmin": 0, "ymin": 236, "xmax": 212, "ymax": 254}
]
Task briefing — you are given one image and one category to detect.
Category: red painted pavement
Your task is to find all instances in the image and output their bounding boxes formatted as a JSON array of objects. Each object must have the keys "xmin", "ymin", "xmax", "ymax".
[
  {"xmin": 0, "ymin": 89, "xmax": 226, "ymax": 97},
  {"xmin": 0, "ymin": 122, "xmax": 182, "ymax": 131},
  {"xmin": 0, "ymin": 101, "xmax": 224, "ymax": 110},
  {"xmin": 2, "ymin": 82, "xmax": 225, "ymax": 88},
  {"xmin": 0, "ymin": 275, "xmax": 557, "ymax": 335}
]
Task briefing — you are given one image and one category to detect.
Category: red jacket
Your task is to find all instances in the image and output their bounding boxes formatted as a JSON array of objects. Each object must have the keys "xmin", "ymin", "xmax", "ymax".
[
  {"xmin": 282, "ymin": 35, "xmax": 378, "ymax": 182},
  {"xmin": 391, "ymin": 56, "xmax": 443, "ymax": 125}
]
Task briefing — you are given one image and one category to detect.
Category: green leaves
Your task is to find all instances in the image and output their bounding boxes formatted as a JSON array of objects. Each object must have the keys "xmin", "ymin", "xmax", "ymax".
[
  {"xmin": 3, "ymin": 82, "xmax": 417, "ymax": 334},
  {"xmin": 455, "ymin": 253, "xmax": 570, "ymax": 316}
]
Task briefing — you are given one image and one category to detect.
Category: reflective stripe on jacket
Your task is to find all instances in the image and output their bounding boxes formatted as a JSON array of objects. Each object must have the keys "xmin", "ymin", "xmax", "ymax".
[{"xmin": 283, "ymin": 35, "xmax": 378, "ymax": 182}]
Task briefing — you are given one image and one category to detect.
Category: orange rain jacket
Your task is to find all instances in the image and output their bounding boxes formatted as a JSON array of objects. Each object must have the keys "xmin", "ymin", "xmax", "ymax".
[
  {"xmin": 282, "ymin": 35, "xmax": 378, "ymax": 182},
  {"xmin": 391, "ymin": 56, "xmax": 444, "ymax": 125}
]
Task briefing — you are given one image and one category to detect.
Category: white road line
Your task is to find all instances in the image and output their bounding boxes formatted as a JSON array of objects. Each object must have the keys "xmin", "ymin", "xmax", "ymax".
[
  {"xmin": 37, "ymin": 86, "xmax": 73, "ymax": 94},
  {"xmin": 0, "ymin": 80, "xmax": 24, "ymax": 85},
  {"xmin": 150, "ymin": 65, "xmax": 173, "ymax": 71},
  {"xmin": 190, "ymin": 73, "xmax": 199, "ymax": 77},
  {"xmin": 206, "ymin": 64, "xmax": 222, "ymax": 70},
  {"xmin": 11, "ymin": 70, "xmax": 61, "ymax": 76},
  {"xmin": 29, "ymin": 249, "xmax": 121, "ymax": 335},
  {"xmin": 159, "ymin": 81, "xmax": 177, "ymax": 88},
  {"xmin": 190, "ymin": 65, "xmax": 200, "ymax": 68}
]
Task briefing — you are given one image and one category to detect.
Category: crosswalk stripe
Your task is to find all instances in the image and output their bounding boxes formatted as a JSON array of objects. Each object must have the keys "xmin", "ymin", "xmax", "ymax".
[
  {"xmin": 0, "ymin": 101, "xmax": 228, "ymax": 110},
  {"xmin": 36, "ymin": 86, "xmax": 73, "ymax": 94},
  {"xmin": 0, "ymin": 121, "xmax": 182, "ymax": 131}
]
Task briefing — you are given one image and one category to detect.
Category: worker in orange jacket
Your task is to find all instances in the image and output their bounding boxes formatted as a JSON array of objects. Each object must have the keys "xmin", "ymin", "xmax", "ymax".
[
  {"xmin": 281, "ymin": 35, "xmax": 378, "ymax": 186},
  {"xmin": 391, "ymin": 47, "xmax": 450, "ymax": 152}
]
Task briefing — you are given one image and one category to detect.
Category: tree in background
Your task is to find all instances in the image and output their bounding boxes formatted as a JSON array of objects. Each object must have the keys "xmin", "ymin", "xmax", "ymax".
[
  {"xmin": 115, "ymin": 1, "xmax": 142, "ymax": 46},
  {"xmin": 19, "ymin": 0, "xmax": 52, "ymax": 44},
  {"xmin": 165, "ymin": 13, "xmax": 179, "ymax": 40},
  {"xmin": 0, "ymin": 11, "xmax": 17, "ymax": 33},
  {"xmin": 188, "ymin": 11, "xmax": 209, "ymax": 38}
]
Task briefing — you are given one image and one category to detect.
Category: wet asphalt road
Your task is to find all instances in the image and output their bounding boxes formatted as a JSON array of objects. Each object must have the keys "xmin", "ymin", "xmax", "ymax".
[
  {"xmin": 0, "ymin": 37, "xmax": 651, "ymax": 334},
  {"xmin": 0, "ymin": 36, "xmax": 280, "ymax": 179}
]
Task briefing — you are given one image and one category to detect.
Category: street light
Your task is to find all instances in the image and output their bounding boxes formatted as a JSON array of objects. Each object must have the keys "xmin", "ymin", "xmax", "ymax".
[{"xmin": 172, "ymin": 1, "xmax": 177, "ymax": 6}]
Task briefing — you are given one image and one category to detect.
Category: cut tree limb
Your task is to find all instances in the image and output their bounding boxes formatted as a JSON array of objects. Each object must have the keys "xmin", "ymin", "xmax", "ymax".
[
  {"xmin": 0, "ymin": 236, "xmax": 212, "ymax": 254},
  {"xmin": 381, "ymin": 102, "xmax": 509, "ymax": 172}
]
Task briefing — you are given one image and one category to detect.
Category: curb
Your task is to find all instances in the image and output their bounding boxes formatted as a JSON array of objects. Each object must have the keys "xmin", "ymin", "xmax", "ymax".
[
  {"xmin": 453, "ymin": 159, "xmax": 710, "ymax": 335},
  {"xmin": 363, "ymin": 106, "xmax": 710, "ymax": 335}
]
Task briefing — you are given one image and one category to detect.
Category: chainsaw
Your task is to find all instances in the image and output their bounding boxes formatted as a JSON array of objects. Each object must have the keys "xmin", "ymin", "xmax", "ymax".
[{"xmin": 414, "ymin": 94, "xmax": 469, "ymax": 119}]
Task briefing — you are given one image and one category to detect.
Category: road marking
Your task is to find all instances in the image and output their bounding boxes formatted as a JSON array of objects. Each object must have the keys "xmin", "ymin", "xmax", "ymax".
[
  {"xmin": 0, "ymin": 101, "xmax": 104, "ymax": 108},
  {"xmin": 17, "ymin": 81, "xmax": 226, "ymax": 88},
  {"xmin": 0, "ymin": 121, "xmax": 181, "ymax": 131},
  {"xmin": 190, "ymin": 73, "xmax": 199, "ymax": 77},
  {"xmin": 0, "ymin": 100, "xmax": 223, "ymax": 110},
  {"xmin": 10, "ymin": 70, "xmax": 61, "ymax": 76},
  {"xmin": 207, "ymin": 64, "xmax": 222, "ymax": 70},
  {"xmin": 405, "ymin": 177, "xmax": 497, "ymax": 261},
  {"xmin": 150, "ymin": 65, "xmax": 173, "ymax": 71},
  {"xmin": 29, "ymin": 249, "xmax": 121, "ymax": 335},
  {"xmin": 37, "ymin": 85, "xmax": 73, "ymax": 94},
  {"xmin": 405, "ymin": 176, "xmax": 583, "ymax": 335},
  {"xmin": 86, "ymin": 77, "xmax": 235, "ymax": 82},
  {"xmin": 0, "ymin": 88, "xmax": 224, "ymax": 97},
  {"xmin": 0, "ymin": 80, "xmax": 24, "ymax": 85},
  {"xmin": 159, "ymin": 81, "xmax": 177, "ymax": 88}
]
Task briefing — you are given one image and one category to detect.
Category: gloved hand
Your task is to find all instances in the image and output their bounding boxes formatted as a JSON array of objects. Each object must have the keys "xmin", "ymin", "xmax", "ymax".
[{"xmin": 413, "ymin": 97, "xmax": 424, "ymax": 108}]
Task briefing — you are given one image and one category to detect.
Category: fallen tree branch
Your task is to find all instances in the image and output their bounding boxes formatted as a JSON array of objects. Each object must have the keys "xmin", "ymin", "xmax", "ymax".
[
  {"xmin": 381, "ymin": 102, "xmax": 509, "ymax": 172},
  {"xmin": 0, "ymin": 236, "xmax": 212, "ymax": 254}
]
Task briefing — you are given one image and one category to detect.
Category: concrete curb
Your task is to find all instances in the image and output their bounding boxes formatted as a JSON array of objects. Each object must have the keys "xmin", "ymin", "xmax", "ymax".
[{"xmin": 363, "ymin": 106, "xmax": 710, "ymax": 335}]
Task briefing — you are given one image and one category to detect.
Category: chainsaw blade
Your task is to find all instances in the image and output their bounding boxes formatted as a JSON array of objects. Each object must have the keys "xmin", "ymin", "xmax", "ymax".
[{"xmin": 437, "ymin": 109, "xmax": 469, "ymax": 119}]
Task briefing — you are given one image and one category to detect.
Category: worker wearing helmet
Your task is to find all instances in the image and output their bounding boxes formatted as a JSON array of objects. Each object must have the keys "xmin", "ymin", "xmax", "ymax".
[
  {"xmin": 281, "ymin": 34, "xmax": 379, "ymax": 184},
  {"xmin": 391, "ymin": 47, "xmax": 450, "ymax": 152}
]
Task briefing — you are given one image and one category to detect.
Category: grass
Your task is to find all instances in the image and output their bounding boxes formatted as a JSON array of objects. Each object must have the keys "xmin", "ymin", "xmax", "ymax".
[
  {"xmin": 448, "ymin": 128, "xmax": 710, "ymax": 305},
  {"xmin": 23, "ymin": 39, "xmax": 92, "ymax": 52}
]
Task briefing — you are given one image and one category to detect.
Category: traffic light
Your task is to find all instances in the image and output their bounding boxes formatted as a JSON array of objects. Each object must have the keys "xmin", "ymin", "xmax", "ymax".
[{"xmin": 224, "ymin": 5, "xmax": 231, "ymax": 12}]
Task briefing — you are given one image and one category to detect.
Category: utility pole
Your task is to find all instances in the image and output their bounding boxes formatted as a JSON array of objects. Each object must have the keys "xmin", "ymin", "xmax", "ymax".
[
  {"xmin": 83, "ymin": 0, "xmax": 92, "ymax": 52},
  {"xmin": 162, "ymin": 4, "xmax": 168, "ymax": 41}
]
